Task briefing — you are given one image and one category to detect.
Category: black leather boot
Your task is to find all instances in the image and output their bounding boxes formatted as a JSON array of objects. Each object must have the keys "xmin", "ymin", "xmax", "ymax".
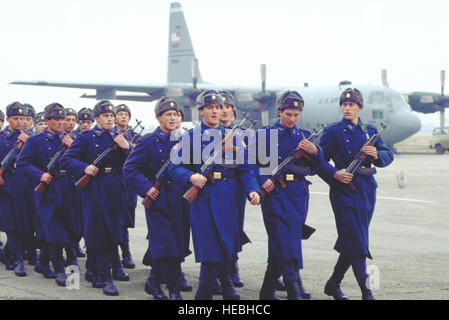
[
  {"xmin": 4, "ymin": 243, "xmax": 16, "ymax": 270},
  {"xmin": 259, "ymin": 269, "xmax": 280, "ymax": 300},
  {"xmin": 64, "ymin": 244, "xmax": 78, "ymax": 267},
  {"xmin": 53, "ymin": 260, "xmax": 67, "ymax": 287},
  {"xmin": 120, "ymin": 230, "xmax": 135, "ymax": 269},
  {"xmin": 275, "ymin": 277, "xmax": 287, "ymax": 291},
  {"xmin": 112, "ymin": 247, "xmax": 129, "ymax": 281},
  {"xmin": 298, "ymin": 274, "xmax": 311, "ymax": 300},
  {"xmin": 213, "ymin": 279, "xmax": 223, "ymax": 295},
  {"xmin": 144, "ymin": 274, "xmax": 168, "ymax": 300},
  {"xmin": 324, "ymin": 277, "xmax": 349, "ymax": 300},
  {"xmin": 220, "ymin": 275, "xmax": 240, "ymax": 300},
  {"xmin": 34, "ymin": 245, "xmax": 56, "ymax": 279},
  {"xmin": 0, "ymin": 247, "xmax": 5, "ymax": 264},
  {"xmin": 362, "ymin": 289, "xmax": 375, "ymax": 300},
  {"xmin": 103, "ymin": 270, "xmax": 119, "ymax": 296},
  {"xmin": 178, "ymin": 272, "xmax": 193, "ymax": 292},
  {"xmin": 285, "ymin": 279, "xmax": 302, "ymax": 300},
  {"xmin": 14, "ymin": 248, "xmax": 27, "ymax": 277},
  {"xmin": 231, "ymin": 260, "xmax": 244, "ymax": 288}
]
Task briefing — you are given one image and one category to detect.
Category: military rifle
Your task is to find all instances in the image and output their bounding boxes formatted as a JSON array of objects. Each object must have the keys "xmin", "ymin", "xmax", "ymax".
[
  {"xmin": 345, "ymin": 123, "xmax": 387, "ymax": 192},
  {"xmin": 141, "ymin": 156, "xmax": 173, "ymax": 209},
  {"xmin": 75, "ymin": 120, "xmax": 142, "ymax": 190},
  {"xmin": 261, "ymin": 124, "xmax": 327, "ymax": 200},
  {"xmin": 0, "ymin": 126, "xmax": 35, "ymax": 185},
  {"xmin": 34, "ymin": 142, "xmax": 69, "ymax": 194},
  {"xmin": 183, "ymin": 113, "xmax": 250, "ymax": 203}
]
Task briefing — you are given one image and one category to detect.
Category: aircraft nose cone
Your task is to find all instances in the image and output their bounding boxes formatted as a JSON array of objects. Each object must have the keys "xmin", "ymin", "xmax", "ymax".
[{"xmin": 388, "ymin": 111, "xmax": 421, "ymax": 144}]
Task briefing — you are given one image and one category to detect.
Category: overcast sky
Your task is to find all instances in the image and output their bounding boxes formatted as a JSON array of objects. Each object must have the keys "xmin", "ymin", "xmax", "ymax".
[{"xmin": 1, "ymin": 0, "xmax": 447, "ymax": 131}]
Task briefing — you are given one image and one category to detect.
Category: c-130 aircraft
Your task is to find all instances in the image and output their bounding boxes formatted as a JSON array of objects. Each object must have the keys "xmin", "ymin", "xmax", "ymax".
[{"xmin": 12, "ymin": 2, "xmax": 421, "ymax": 149}]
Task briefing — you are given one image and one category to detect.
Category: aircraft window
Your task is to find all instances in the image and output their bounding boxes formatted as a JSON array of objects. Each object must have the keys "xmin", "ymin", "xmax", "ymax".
[
  {"xmin": 331, "ymin": 97, "xmax": 338, "ymax": 103},
  {"xmin": 319, "ymin": 99, "xmax": 323, "ymax": 104},
  {"xmin": 324, "ymin": 98, "xmax": 329, "ymax": 104},
  {"xmin": 372, "ymin": 110, "xmax": 384, "ymax": 120},
  {"xmin": 367, "ymin": 92, "xmax": 385, "ymax": 104}
]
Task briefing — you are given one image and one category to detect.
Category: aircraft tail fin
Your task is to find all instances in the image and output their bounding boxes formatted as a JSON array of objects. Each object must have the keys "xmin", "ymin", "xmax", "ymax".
[{"xmin": 167, "ymin": 2, "xmax": 203, "ymax": 84}]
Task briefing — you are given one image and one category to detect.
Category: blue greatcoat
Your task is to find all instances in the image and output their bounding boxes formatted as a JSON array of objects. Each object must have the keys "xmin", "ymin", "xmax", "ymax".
[
  {"xmin": 317, "ymin": 118, "xmax": 394, "ymax": 259},
  {"xmin": 123, "ymin": 127, "xmax": 190, "ymax": 261},
  {"xmin": 17, "ymin": 129, "xmax": 76, "ymax": 244},
  {"xmin": 60, "ymin": 125, "xmax": 130, "ymax": 248},
  {"xmin": 0, "ymin": 127, "xmax": 34, "ymax": 235},
  {"xmin": 169, "ymin": 123, "xmax": 260, "ymax": 263},
  {"xmin": 119, "ymin": 126, "xmax": 141, "ymax": 229},
  {"xmin": 250, "ymin": 120, "xmax": 322, "ymax": 269}
]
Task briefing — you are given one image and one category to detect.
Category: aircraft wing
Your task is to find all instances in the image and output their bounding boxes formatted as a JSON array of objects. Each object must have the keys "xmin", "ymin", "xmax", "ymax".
[{"xmin": 10, "ymin": 80, "xmax": 167, "ymax": 102}]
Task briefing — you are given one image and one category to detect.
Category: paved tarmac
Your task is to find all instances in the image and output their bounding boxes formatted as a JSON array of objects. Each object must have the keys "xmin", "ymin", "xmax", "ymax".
[{"xmin": 0, "ymin": 133, "xmax": 448, "ymax": 300}]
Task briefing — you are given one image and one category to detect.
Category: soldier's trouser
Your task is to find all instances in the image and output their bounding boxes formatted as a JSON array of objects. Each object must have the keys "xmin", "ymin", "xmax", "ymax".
[
  {"xmin": 331, "ymin": 254, "xmax": 368, "ymax": 289},
  {"xmin": 158, "ymin": 257, "xmax": 180, "ymax": 291}
]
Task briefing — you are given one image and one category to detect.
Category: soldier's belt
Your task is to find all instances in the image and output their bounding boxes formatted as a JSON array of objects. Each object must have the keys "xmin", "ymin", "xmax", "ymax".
[
  {"xmin": 98, "ymin": 167, "xmax": 117, "ymax": 175},
  {"xmin": 210, "ymin": 171, "xmax": 235, "ymax": 181},
  {"xmin": 53, "ymin": 170, "xmax": 69, "ymax": 178},
  {"xmin": 356, "ymin": 167, "xmax": 377, "ymax": 176}
]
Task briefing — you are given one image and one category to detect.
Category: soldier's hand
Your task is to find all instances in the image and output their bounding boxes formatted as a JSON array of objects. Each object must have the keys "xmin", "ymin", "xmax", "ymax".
[
  {"xmin": 189, "ymin": 173, "xmax": 207, "ymax": 189},
  {"xmin": 18, "ymin": 132, "xmax": 29, "ymax": 144},
  {"xmin": 84, "ymin": 165, "xmax": 99, "ymax": 176},
  {"xmin": 114, "ymin": 134, "xmax": 130, "ymax": 150},
  {"xmin": 146, "ymin": 187, "xmax": 159, "ymax": 200},
  {"xmin": 40, "ymin": 172, "xmax": 52, "ymax": 184},
  {"xmin": 62, "ymin": 135, "xmax": 73, "ymax": 147},
  {"xmin": 361, "ymin": 145, "xmax": 378, "ymax": 160},
  {"xmin": 298, "ymin": 140, "xmax": 318, "ymax": 154},
  {"xmin": 262, "ymin": 179, "xmax": 275, "ymax": 193},
  {"xmin": 334, "ymin": 169, "xmax": 354, "ymax": 184},
  {"xmin": 249, "ymin": 191, "xmax": 260, "ymax": 205}
]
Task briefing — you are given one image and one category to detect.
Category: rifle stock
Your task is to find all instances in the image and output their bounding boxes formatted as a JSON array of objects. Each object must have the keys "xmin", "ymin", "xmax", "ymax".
[
  {"xmin": 141, "ymin": 181, "xmax": 161, "ymax": 208},
  {"xmin": 0, "ymin": 167, "xmax": 5, "ymax": 185},
  {"xmin": 34, "ymin": 181, "xmax": 47, "ymax": 194},
  {"xmin": 75, "ymin": 174, "xmax": 92, "ymax": 190},
  {"xmin": 183, "ymin": 185, "xmax": 201, "ymax": 203}
]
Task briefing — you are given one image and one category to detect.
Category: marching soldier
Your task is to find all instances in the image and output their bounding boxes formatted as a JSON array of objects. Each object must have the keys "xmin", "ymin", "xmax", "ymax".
[
  {"xmin": 60, "ymin": 100, "xmax": 131, "ymax": 296},
  {"xmin": 23, "ymin": 103, "xmax": 36, "ymax": 133},
  {"xmin": 218, "ymin": 90, "xmax": 247, "ymax": 288},
  {"xmin": 115, "ymin": 103, "xmax": 138, "ymax": 270},
  {"xmin": 249, "ymin": 90, "xmax": 322, "ymax": 300},
  {"xmin": 60, "ymin": 107, "xmax": 84, "ymax": 266},
  {"xmin": 72, "ymin": 108, "xmax": 94, "ymax": 138},
  {"xmin": 169, "ymin": 89, "xmax": 260, "ymax": 300},
  {"xmin": 317, "ymin": 88, "xmax": 394, "ymax": 300},
  {"xmin": 123, "ymin": 97, "xmax": 191, "ymax": 300},
  {"xmin": 34, "ymin": 112, "xmax": 47, "ymax": 134},
  {"xmin": 0, "ymin": 102, "xmax": 33, "ymax": 276},
  {"xmin": 17, "ymin": 103, "xmax": 78, "ymax": 286}
]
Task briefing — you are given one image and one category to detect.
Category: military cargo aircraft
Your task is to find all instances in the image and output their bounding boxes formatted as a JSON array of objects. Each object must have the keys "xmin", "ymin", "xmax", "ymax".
[{"xmin": 11, "ymin": 2, "xmax": 421, "ymax": 149}]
